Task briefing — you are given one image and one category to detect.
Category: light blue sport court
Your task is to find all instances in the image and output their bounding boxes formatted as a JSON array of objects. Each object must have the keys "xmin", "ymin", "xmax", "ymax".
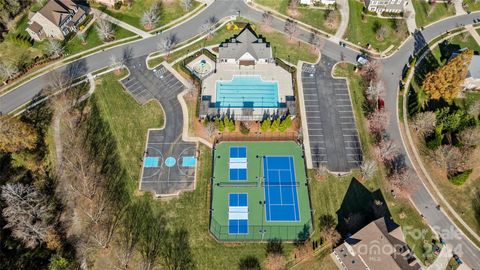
[
  {"xmin": 229, "ymin": 146, "xmax": 247, "ymax": 181},
  {"xmin": 144, "ymin": 157, "xmax": 159, "ymax": 168},
  {"xmin": 228, "ymin": 193, "xmax": 248, "ymax": 234},
  {"xmin": 263, "ymin": 156, "xmax": 300, "ymax": 222},
  {"xmin": 182, "ymin": 156, "xmax": 197, "ymax": 167},
  {"xmin": 216, "ymin": 75, "xmax": 279, "ymax": 108}
]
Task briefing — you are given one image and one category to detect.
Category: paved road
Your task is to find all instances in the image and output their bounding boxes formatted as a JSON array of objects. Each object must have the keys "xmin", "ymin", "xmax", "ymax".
[{"xmin": 2, "ymin": 0, "xmax": 480, "ymax": 266}]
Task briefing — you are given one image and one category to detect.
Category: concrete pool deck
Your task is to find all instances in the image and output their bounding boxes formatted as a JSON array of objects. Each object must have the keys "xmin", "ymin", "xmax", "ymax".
[{"xmin": 202, "ymin": 62, "xmax": 293, "ymax": 102}]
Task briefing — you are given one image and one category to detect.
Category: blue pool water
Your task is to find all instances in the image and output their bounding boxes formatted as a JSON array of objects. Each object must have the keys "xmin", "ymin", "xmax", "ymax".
[{"xmin": 216, "ymin": 76, "xmax": 279, "ymax": 108}]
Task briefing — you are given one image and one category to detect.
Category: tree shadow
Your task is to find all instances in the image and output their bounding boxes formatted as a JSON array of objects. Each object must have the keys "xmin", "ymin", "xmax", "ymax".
[
  {"xmin": 438, "ymin": 40, "xmax": 461, "ymax": 63},
  {"xmin": 335, "ymin": 178, "xmax": 390, "ymax": 237}
]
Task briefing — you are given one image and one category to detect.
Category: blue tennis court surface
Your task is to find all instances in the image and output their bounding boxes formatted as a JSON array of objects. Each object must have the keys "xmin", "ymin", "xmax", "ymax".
[
  {"xmin": 228, "ymin": 193, "xmax": 248, "ymax": 234},
  {"xmin": 182, "ymin": 156, "xmax": 197, "ymax": 167},
  {"xmin": 229, "ymin": 147, "xmax": 247, "ymax": 181},
  {"xmin": 263, "ymin": 156, "xmax": 300, "ymax": 222},
  {"xmin": 144, "ymin": 157, "xmax": 159, "ymax": 168}
]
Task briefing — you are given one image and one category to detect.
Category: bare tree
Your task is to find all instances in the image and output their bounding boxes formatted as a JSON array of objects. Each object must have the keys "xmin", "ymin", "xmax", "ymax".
[
  {"xmin": 110, "ymin": 54, "xmax": 123, "ymax": 71},
  {"xmin": 319, "ymin": 214, "xmax": 341, "ymax": 245},
  {"xmin": 360, "ymin": 160, "xmax": 377, "ymax": 180},
  {"xmin": 376, "ymin": 139, "xmax": 398, "ymax": 162},
  {"xmin": 180, "ymin": 0, "xmax": 192, "ymax": 12},
  {"xmin": 1, "ymin": 183, "xmax": 54, "ymax": 248},
  {"xmin": 46, "ymin": 39, "xmax": 64, "ymax": 58},
  {"xmin": 287, "ymin": 0, "xmax": 299, "ymax": 16},
  {"xmin": 459, "ymin": 126, "xmax": 480, "ymax": 147},
  {"xmin": 365, "ymin": 80, "xmax": 385, "ymax": 102},
  {"xmin": 157, "ymin": 35, "xmax": 177, "ymax": 56},
  {"xmin": 367, "ymin": 109, "xmax": 389, "ymax": 136},
  {"xmin": 325, "ymin": 10, "xmax": 339, "ymax": 29},
  {"xmin": 139, "ymin": 207, "xmax": 167, "ymax": 270},
  {"xmin": 284, "ymin": 19, "xmax": 298, "ymax": 40},
  {"xmin": 77, "ymin": 31, "xmax": 87, "ymax": 44},
  {"xmin": 411, "ymin": 111, "xmax": 437, "ymax": 138},
  {"xmin": 467, "ymin": 100, "xmax": 480, "ymax": 119},
  {"xmin": 141, "ymin": 3, "xmax": 161, "ymax": 30},
  {"xmin": 262, "ymin": 11, "xmax": 273, "ymax": 28},
  {"xmin": 205, "ymin": 121, "xmax": 216, "ymax": 137},
  {"xmin": 315, "ymin": 163, "xmax": 328, "ymax": 180},
  {"xmin": 433, "ymin": 145, "xmax": 464, "ymax": 177},
  {"xmin": 376, "ymin": 25, "xmax": 388, "ymax": 41},
  {"xmin": 0, "ymin": 61, "xmax": 19, "ymax": 82},
  {"xmin": 200, "ymin": 16, "xmax": 218, "ymax": 39},
  {"xmin": 389, "ymin": 169, "xmax": 417, "ymax": 198},
  {"xmin": 310, "ymin": 32, "xmax": 325, "ymax": 52},
  {"xmin": 96, "ymin": 19, "xmax": 115, "ymax": 41}
]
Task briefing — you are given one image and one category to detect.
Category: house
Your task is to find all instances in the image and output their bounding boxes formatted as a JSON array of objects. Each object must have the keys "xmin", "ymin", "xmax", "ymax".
[
  {"xmin": 197, "ymin": 24, "xmax": 296, "ymax": 120},
  {"xmin": 26, "ymin": 0, "xmax": 87, "ymax": 41},
  {"xmin": 449, "ymin": 49, "xmax": 480, "ymax": 91},
  {"xmin": 300, "ymin": 0, "xmax": 337, "ymax": 6},
  {"xmin": 218, "ymin": 25, "xmax": 273, "ymax": 65},
  {"xmin": 365, "ymin": 0, "xmax": 406, "ymax": 14},
  {"xmin": 332, "ymin": 217, "xmax": 421, "ymax": 270},
  {"xmin": 463, "ymin": 55, "xmax": 480, "ymax": 90}
]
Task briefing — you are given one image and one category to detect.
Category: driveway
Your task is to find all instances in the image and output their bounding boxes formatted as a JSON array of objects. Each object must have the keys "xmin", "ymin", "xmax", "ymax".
[
  {"xmin": 301, "ymin": 56, "xmax": 362, "ymax": 172},
  {"xmin": 121, "ymin": 57, "xmax": 197, "ymax": 196}
]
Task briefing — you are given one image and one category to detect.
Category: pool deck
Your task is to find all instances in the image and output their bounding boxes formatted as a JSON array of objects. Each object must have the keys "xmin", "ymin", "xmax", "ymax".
[{"xmin": 202, "ymin": 62, "xmax": 293, "ymax": 102}]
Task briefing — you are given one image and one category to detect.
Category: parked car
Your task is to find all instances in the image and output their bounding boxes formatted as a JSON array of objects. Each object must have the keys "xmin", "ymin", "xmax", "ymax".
[{"xmin": 356, "ymin": 55, "xmax": 369, "ymax": 65}]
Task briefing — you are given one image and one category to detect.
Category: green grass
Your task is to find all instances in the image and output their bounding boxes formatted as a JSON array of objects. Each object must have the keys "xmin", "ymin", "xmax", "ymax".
[
  {"xmin": 101, "ymin": 0, "xmax": 200, "ymax": 31},
  {"xmin": 64, "ymin": 25, "xmax": 136, "ymax": 55},
  {"xmin": 412, "ymin": 0, "xmax": 456, "ymax": 28},
  {"xmin": 211, "ymin": 142, "xmax": 312, "ymax": 241},
  {"xmin": 92, "ymin": 72, "xmax": 164, "ymax": 179},
  {"xmin": 332, "ymin": 63, "xmax": 438, "ymax": 265},
  {"xmin": 344, "ymin": 0, "xmax": 408, "ymax": 52},
  {"xmin": 254, "ymin": 0, "xmax": 338, "ymax": 34},
  {"xmin": 463, "ymin": 0, "xmax": 480, "ymax": 12}
]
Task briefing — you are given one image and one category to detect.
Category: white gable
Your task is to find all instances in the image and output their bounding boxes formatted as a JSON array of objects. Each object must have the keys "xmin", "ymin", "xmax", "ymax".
[{"xmin": 238, "ymin": 52, "xmax": 256, "ymax": 61}]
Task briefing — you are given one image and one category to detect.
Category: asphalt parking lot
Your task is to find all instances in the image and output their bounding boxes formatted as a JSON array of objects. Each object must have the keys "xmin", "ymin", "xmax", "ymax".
[
  {"xmin": 121, "ymin": 57, "xmax": 197, "ymax": 196},
  {"xmin": 301, "ymin": 55, "xmax": 363, "ymax": 172}
]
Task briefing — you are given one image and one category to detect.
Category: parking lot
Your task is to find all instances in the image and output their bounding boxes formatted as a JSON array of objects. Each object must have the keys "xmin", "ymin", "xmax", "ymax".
[
  {"xmin": 121, "ymin": 57, "xmax": 197, "ymax": 196},
  {"xmin": 301, "ymin": 56, "xmax": 363, "ymax": 172}
]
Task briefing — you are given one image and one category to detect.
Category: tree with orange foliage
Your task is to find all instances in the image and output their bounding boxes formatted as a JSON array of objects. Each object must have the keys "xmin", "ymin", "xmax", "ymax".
[
  {"xmin": 423, "ymin": 49, "xmax": 473, "ymax": 101},
  {"xmin": 0, "ymin": 115, "xmax": 37, "ymax": 153}
]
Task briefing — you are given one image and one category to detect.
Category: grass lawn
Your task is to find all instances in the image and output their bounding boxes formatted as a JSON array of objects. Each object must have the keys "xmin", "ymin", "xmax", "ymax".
[
  {"xmin": 344, "ymin": 0, "xmax": 408, "ymax": 52},
  {"xmin": 149, "ymin": 20, "xmax": 318, "ymax": 68},
  {"xmin": 412, "ymin": 0, "xmax": 456, "ymax": 28},
  {"xmin": 92, "ymin": 72, "xmax": 164, "ymax": 179},
  {"xmin": 64, "ymin": 25, "xmax": 136, "ymax": 55},
  {"xmin": 463, "ymin": 0, "xmax": 480, "ymax": 12},
  {"xmin": 100, "ymin": 0, "xmax": 201, "ymax": 31},
  {"xmin": 254, "ymin": 0, "xmax": 339, "ymax": 34},
  {"xmin": 331, "ymin": 63, "xmax": 438, "ymax": 265}
]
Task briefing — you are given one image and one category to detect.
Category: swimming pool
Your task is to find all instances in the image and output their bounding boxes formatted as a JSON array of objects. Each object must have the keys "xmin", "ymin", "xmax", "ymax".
[{"xmin": 216, "ymin": 76, "xmax": 279, "ymax": 108}]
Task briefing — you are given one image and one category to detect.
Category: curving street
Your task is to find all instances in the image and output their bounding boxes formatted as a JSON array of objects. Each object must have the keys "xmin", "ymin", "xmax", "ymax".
[{"xmin": 1, "ymin": 0, "xmax": 480, "ymax": 267}]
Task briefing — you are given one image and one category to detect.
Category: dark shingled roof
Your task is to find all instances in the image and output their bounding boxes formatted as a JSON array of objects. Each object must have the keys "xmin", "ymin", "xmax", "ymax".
[{"xmin": 218, "ymin": 24, "xmax": 272, "ymax": 61}]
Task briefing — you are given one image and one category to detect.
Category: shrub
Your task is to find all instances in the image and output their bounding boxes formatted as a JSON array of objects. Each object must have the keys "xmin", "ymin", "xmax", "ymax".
[
  {"xmin": 449, "ymin": 169, "xmax": 473, "ymax": 185},
  {"xmin": 214, "ymin": 117, "xmax": 225, "ymax": 132},
  {"xmin": 240, "ymin": 122, "xmax": 250, "ymax": 135},
  {"xmin": 270, "ymin": 119, "xmax": 280, "ymax": 132},
  {"xmin": 278, "ymin": 116, "xmax": 292, "ymax": 132},
  {"xmin": 266, "ymin": 238, "xmax": 283, "ymax": 255},
  {"xmin": 114, "ymin": 1, "xmax": 122, "ymax": 9},
  {"xmin": 238, "ymin": 256, "xmax": 261, "ymax": 270},
  {"xmin": 260, "ymin": 119, "xmax": 271, "ymax": 133},
  {"xmin": 224, "ymin": 117, "xmax": 235, "ymax": 132}
]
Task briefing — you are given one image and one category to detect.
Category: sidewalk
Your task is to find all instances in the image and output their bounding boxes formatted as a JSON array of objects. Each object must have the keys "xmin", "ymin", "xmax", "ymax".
[
  {"xmin": 335, "ymin": 0, "xmax": 349, "ymax": 39},
  {"xmin": 466, "ymin": 25, "xmax": 480, "ymax": 44},
  {"xmin": 454, "ymin": 0, "xmax": 466, "ymax": 15},
  {"xmin": 92, "ymin": 9, "xmax": 153, "ymax": 38},
  {"xmin": 426, "ymin": 244, "xmax": 451, "ymax": 270},
  {"xmin": 404, "ymin": 0, "xmax": 417, "ymax": 34}
]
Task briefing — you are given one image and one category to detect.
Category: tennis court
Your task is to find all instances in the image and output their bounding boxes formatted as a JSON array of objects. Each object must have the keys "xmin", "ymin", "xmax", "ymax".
[
  {"xmin": 210, "ymin": 141, "xmax": 312, "ymax": 241},
  {"xmin": 263, "ymin": 156, "xmax": 300, "ymax": 222}
]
